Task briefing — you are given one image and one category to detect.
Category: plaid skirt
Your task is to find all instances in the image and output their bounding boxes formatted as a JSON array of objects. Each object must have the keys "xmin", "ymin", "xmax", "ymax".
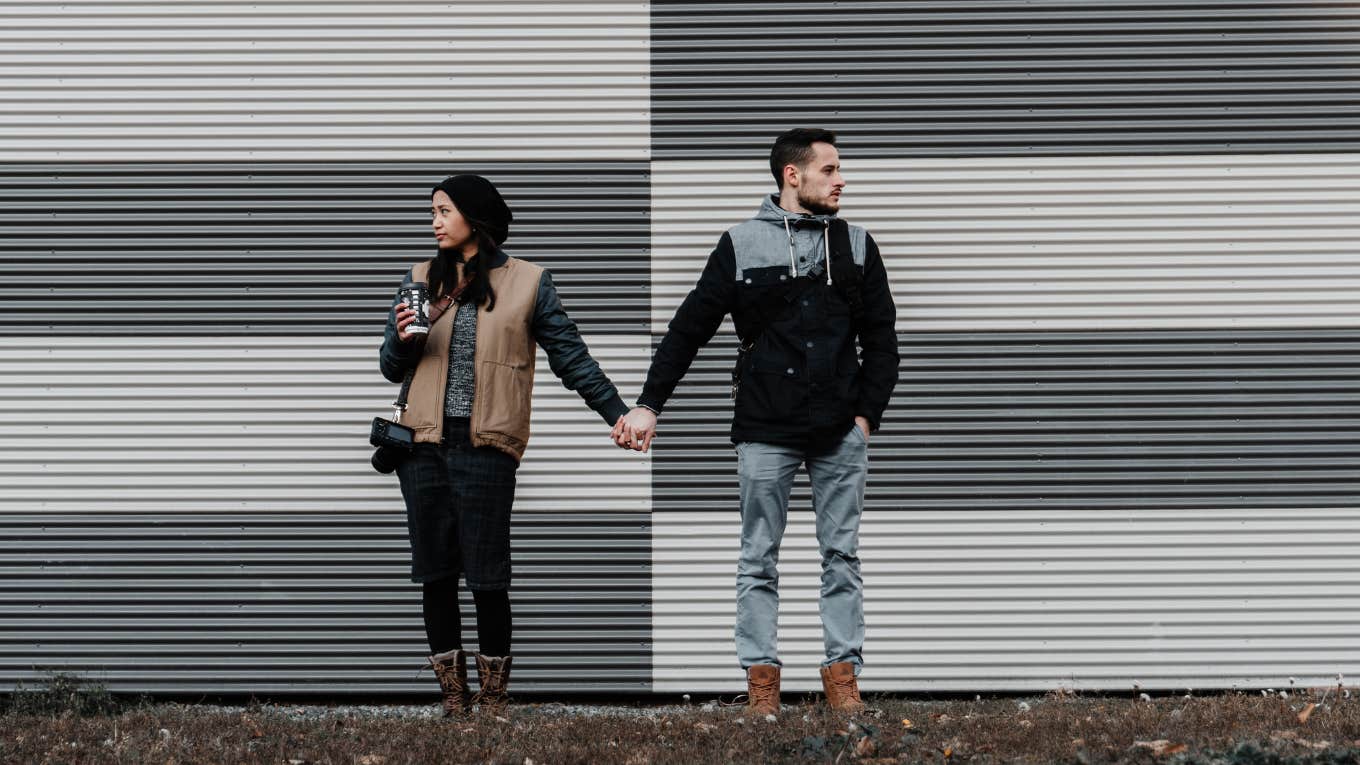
[{"xmin": 395, "ymin": 417, "xmax": 518, "ymax": 588}]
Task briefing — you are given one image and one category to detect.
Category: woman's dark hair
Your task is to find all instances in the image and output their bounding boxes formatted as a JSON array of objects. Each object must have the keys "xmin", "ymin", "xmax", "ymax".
[
  {"xmin": 769, "ymin": 127, "xmax": 838, "ymax": 187},
  {"xmin": 428, "ymin": 174, "xmax": 512, "ymax": 312},
  {"xmin": 428, "ymin": 226, "xmax": 497, "ymax": 312}
]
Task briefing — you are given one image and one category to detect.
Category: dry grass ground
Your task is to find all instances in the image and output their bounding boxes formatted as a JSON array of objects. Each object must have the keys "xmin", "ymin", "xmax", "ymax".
[{"xmin": 4, "ymin": 681, "xmax": 1360, "ymax": 764}]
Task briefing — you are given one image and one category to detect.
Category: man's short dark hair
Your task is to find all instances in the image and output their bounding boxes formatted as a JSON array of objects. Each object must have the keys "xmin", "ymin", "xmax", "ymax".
[{"xmin": 769, "ymin": 128, "xmax": 838, "ymax": 187}]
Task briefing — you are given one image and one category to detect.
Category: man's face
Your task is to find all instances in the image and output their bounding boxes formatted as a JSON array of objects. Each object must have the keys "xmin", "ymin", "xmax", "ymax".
[{"xmin": 790, "ymin": 142, "xmax": 844, "ymax": 215}]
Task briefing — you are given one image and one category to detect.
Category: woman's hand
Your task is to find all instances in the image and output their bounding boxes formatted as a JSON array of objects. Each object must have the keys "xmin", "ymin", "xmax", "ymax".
[
  {"xmin": 396, "ymin": 296, "xmax": 455, "ymax": 343},
  {"xmin": 395, "ymin": 302, "xmax": 422, "ymax": 343}
]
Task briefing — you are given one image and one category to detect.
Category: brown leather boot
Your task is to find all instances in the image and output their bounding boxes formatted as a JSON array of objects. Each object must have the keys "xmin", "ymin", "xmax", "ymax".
[
  {"xmin": 819, "ymin": 661, "xmax": 865, "ymax": 712},
  {"xmin": 427, "ymin": 648, "xmax": 470, "ymax": 717},
  {"xmin": 472, "ymin": 653, "xmax": 512, "ymax": 715},
  {"xmin": 746, "ymin": 664, "xmax": 781, "ymax": 716}
]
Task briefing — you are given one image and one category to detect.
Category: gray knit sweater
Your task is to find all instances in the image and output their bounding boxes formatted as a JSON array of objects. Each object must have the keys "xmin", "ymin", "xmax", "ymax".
[{"xmin": 443, "ymin": 301, "xmax": 477, "ymax": 417}]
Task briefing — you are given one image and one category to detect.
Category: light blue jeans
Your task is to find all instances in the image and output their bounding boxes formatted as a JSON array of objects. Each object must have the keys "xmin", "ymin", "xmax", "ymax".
[{"xmin": 734, "ymin": 425, "xmax": 868, "ymax": 673}]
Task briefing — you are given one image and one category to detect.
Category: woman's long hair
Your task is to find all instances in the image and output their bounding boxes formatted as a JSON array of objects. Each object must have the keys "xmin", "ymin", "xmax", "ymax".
[{"xmin": 428, "ymin": 227, "xmax": 497, "ymax": 312}]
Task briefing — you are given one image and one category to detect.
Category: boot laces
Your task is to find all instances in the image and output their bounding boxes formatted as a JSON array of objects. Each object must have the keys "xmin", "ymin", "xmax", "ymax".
[
  {"xmin": 749, "ymin": 676, "xmax": 778, "ymax": 704},
  {"xmin": 829, "ymin": 674, "xmax": 861, "ymax": 702}
]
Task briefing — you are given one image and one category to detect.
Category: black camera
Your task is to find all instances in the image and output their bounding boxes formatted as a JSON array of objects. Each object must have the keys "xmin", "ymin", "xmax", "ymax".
[{"xmin": 370, "ymin": 417, "xmax": 415, "ymax": 474}]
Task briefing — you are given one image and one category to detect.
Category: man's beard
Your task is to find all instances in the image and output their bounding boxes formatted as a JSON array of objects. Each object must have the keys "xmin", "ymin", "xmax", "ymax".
[{"xmin": 798, "ymin": 191, "xmax": 839, "ymax": 216}]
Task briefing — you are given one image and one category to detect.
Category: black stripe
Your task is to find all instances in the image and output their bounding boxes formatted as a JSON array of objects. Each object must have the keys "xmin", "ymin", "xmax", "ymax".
[
  {"xmin": 0, "ymin": 162, "xmax": 650, "ymax": 335},
  {"xmin": 652, "ymin": 2, "xmax": 1360, "ymax": 158},
  {"xmin": 0, "ymin": 511, "xmax": 651, "ymax": 693},
  {"xmin": 653, "ymin": 329, "xmax": 1360, "ymax": 511}
]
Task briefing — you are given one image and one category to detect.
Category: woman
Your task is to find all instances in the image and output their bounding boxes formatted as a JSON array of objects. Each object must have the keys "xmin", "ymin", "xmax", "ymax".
[{"xmin": 378, "ymin": 174, "xmax": 628, "ymax": 717}]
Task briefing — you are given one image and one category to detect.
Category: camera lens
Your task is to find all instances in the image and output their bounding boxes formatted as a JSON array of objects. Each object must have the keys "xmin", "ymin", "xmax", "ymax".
[{"xmin": 371, "ymin": 447, "xmax": 400, "ymax": 474}]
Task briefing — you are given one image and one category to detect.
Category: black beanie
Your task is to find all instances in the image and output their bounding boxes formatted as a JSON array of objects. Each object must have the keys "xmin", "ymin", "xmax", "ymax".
[{"xmin": 432, "ymin": 174, "xmax": 513, "ymax": 246}]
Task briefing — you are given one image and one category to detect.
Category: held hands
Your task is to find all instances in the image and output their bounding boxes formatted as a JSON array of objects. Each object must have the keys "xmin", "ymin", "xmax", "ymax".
[
  {"xmin": 609, "ymin": 410, "xmax": 864, "ymax": 452},
  {"xmin": 612, "ymin": 407, "xmax": 658, "ymax": 452}
]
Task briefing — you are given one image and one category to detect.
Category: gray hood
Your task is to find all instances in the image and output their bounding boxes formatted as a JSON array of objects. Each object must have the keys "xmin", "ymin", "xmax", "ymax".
[{"xmin": 752, "ymin": 194, "xmax": 838, "ymax": 280}]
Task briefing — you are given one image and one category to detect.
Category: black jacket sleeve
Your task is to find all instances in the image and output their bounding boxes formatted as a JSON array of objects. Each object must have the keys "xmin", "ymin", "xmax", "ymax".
[
  {"xmin": 378, "ymin": 267, "xmax": 424, "ymax": 383},
  {"xmin": 531, "ymin": 270, "xmax": 629, "ymax": 425},
  {"xmin": 637, "ymin": 232, "xmax": 738, "ymax": 414},
  {"xmin": 854, "ymin": 233, "xmax": 901, "ymax": 431}
]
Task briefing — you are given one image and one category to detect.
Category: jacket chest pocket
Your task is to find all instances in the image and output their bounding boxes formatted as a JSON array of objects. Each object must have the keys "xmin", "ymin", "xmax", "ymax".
[
  {"xmin": 735, "ymin": 265, "xmax": 795, "ymax": 311},
  {"xmin": 734, "ymin": 268, "xmax": 805, "ymax": 372}
]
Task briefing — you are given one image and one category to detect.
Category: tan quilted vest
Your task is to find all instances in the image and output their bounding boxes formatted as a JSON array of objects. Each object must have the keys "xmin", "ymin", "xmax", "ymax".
[{"xmin": 401, "ymin": 256, "xmax": 545, "ymax": 461}]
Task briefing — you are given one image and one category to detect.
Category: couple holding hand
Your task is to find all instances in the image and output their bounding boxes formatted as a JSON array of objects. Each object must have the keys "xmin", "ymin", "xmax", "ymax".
[{"xmin": 381, "ymin": 128, "xmax": 900, "ymax": 718}]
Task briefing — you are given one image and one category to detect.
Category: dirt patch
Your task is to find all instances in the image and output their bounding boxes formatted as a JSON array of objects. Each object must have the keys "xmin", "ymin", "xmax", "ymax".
[{"xmin": 3, "ymin": 689, "xmax": 1360, "ymax": 764}]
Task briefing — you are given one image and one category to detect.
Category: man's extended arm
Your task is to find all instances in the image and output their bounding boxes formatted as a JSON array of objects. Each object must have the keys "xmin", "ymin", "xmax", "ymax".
[{"xmin": 614, "ymin": 233, "xmax": 738, "ymax": 451}]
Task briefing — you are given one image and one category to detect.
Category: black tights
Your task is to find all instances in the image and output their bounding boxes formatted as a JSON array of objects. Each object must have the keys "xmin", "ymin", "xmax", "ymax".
[{"xmin": 422, "ymin": 578, "xmax": 511, "ymax": 656}]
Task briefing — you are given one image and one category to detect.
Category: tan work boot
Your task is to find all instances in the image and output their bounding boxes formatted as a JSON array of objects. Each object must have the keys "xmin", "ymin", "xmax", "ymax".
[
  {"xmin": 473, "ymin": 654, "xmax": 512, "ymax": 715},
  {"xmin": 819, "ymin": 661, "xmax": 865, "ymax": 712},
  {"xmin": 746, "ymin": 664, "xmax": 781, "ymax": 716},
  {"xmin": 427, "ymin": 648, "xmax": 470, "ymax": 717}
]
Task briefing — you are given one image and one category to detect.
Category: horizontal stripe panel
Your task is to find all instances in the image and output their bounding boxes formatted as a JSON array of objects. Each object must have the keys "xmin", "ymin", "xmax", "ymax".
[
  {"xmin": 2, "ymin": 512, "xmax": 649, "ymax": 693},
  {"xmin": 0, "ymin": 335, "xmax": 652, "ymax": 693},
  {"xmin": 652, "ymin": 1, "xmax": 1360, "ymax": 158},
  {"xmin": 653, "ymin": 508, "xmax": 1360, "ymax": 692},
  {"xmin": 652, "ymin": 154, "xmax": 1360, "ymax": 331},
  {"xmin": 0, "ymin": 161, "xmax": 649, "ymax": 334},
  {"xmin": 0, "ymin": 1, "xmax": 648, "ymax": 160},
  {"xmin": 653, "ymin": 330, "xmax": 1360, "ymax": 512}
]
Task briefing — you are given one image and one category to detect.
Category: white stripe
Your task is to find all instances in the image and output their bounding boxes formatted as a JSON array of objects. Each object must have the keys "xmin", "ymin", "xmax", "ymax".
[
  {"xmin": 0, "ymin": 1, "xmax": 649, "ymax": 161},
  {"xmin": 0, "ymin": 335, "xmax": 652, "ymax": 513},
  {"xmin": 653, "ymin": 507, "xmax": 1360, "ymax": 692},
  {"xmin": 651, "ymin": 154, "xmax": 1360, "ymax": 331}
]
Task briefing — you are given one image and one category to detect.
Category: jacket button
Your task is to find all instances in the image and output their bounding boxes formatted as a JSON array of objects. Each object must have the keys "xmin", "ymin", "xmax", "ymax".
[
  {"xmin": 806, "ymin": 341, "xmax": 814, "ymax": 348},
  {"xmin": 786, "ymin": 367, "xmax": 795, "ymax": 375},
  {"xmin": 744, "ymin": 277, "xmax": 752, "ymax": 284}
]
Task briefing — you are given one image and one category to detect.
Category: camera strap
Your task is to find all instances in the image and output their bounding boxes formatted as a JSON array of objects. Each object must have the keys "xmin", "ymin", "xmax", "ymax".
[
  {"xmin": 392, "ymin": 373, "xmax": 414, "ymax": 422},
  {"xmin": 391, "ymin": 274, "xmax": 474, "ymax": 423}
]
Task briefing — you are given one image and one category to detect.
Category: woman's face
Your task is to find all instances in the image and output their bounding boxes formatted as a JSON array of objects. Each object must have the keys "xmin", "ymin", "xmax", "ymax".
[{"xmin": 431, "ymin": 190, "xmax": 476, "ymax": 254}]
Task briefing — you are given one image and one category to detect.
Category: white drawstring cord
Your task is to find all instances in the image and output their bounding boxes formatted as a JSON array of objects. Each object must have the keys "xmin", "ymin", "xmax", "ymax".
[
  {"xmin": 782, "ymin": 217, "xmax": 797, "ymax": 277},
  {"xmin": 823, "ymin": 220, "xmax": 832, "ymax": 286}
]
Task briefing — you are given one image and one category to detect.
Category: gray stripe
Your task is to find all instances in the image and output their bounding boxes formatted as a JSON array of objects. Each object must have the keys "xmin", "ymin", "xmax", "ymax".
[
  {"xmin": 0, "ymin": 161, "xmax": 649, "ymax": 335},
  {"xmin": 652, "ymin": 328, "xmax": 1360, "ymax": 511},
  {"xmin": 652, "ymin": 2, "xmax": 1360, "ymax": 158}
]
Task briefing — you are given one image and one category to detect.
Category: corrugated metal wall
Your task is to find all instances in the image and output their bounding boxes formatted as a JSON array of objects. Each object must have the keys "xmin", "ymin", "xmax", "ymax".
[
  {"xmin": 0, "ymin": 1, "xmax": 653, "ymax": 693},
  {"xmin": 650, "ymin": 2, "xmax": 1360, "ymax": 692},
  {"xmin": 5, "ymin": 1, "xmax": 1360, "ymax": 696}
]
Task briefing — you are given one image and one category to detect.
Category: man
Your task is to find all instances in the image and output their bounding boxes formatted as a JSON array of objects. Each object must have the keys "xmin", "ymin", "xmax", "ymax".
[{"xmin": 613, "ymin": 128, "xmax": 900, "ymax": 715}]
